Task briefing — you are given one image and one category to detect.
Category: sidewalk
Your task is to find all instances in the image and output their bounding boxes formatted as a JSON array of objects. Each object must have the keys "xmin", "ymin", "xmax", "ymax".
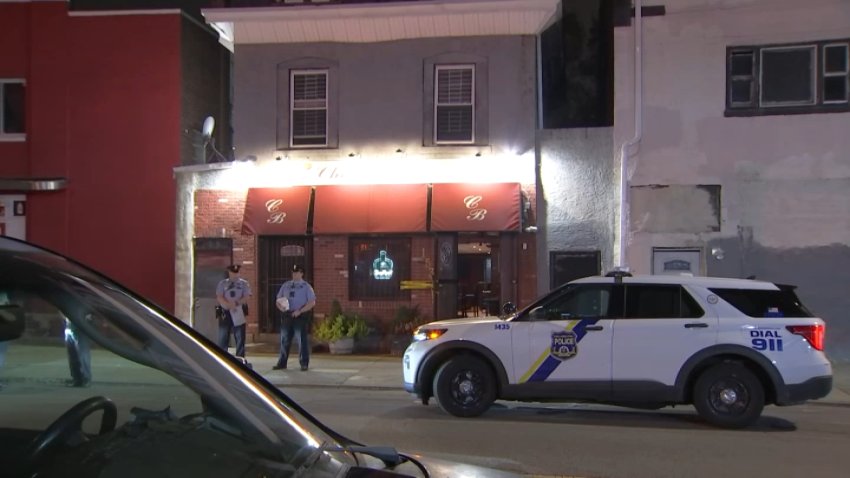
[{"xmin": 246, "ymin": 350, "xmax": 850, "ymax": 406}]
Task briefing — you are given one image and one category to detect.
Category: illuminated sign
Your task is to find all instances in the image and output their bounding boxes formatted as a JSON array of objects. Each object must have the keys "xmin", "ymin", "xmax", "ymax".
[{"xmin": 372, "ymin": 250, "xmax": 394, "ymax": 280}]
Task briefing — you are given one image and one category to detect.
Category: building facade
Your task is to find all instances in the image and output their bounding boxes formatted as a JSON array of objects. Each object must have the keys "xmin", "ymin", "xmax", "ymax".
[
  {"xmin": 0, "ymin": 0, "xmax": 230, "ymax": 318},
  {"xmin": 175, "ymin": 0, "xmax": 560, "ymax": 347},
  {"xmin": 612, "ymin": 0, "xmax": 850, "ymax": 361}
]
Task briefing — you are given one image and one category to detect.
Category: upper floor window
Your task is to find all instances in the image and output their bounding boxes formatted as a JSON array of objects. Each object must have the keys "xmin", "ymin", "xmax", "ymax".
[
  {"xmin": 1, "ymin": 79, "xmax": 25, "ymax": 140},
  {"xmin": 726, "ymin": 40, "xmax": 849, "ymax": 116},
  {"xmin": 290, "ymin": 70, "xmax": 328, "ymax": 148},
  {"xmin": 434, "ymin": 65, "xmax": 475, "ymax": 144}
]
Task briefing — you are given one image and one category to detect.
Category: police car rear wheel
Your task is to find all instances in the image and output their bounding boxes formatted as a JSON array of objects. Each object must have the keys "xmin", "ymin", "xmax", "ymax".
[
  {"xmin": 693, "ymin": 362, "xmax": 764, "ymax": 429},
  {"xmin": 433, "ymin": 355, "xmax": 495, "ymax": 418}
]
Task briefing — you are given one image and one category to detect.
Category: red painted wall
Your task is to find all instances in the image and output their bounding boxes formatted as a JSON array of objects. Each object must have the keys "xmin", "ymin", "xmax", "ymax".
[
  {"xmin": 0, "ymin": 3, "xmax": 30, "ymax": 176},
  {"xmin": 0, "ymin": 2, "xmax": 181, "ymax": 311}
]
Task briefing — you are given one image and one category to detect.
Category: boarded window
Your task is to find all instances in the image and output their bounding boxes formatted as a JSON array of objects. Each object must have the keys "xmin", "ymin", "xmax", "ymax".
[{"xmin": 629, "ymin": 185, "xmax": 721, "ymax": 234}]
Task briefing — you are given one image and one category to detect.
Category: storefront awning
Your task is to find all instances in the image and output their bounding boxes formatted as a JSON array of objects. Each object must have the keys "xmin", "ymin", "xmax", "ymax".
[
  {"xmin": 241, "ymin": 187, "xmax": 312, "ymax": 235},
  {"xmin": 431, "ymin": 182, "xmax": 521, "ymax": 232},
  {"xmin": 313, "ymin": 184, "xmax": 428, "ymax": 234}
]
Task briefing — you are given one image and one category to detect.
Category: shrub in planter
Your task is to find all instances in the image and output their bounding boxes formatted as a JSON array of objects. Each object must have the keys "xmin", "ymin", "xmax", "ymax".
[{"xmin": 313, "ymin": 312, "xmax": 370, "ymax": 354}]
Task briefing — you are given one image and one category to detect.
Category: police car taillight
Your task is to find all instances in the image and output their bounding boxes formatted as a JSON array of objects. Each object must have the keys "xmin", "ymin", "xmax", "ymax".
[{"xmin": 786, "ymin": 324, "xmax": 825, "ymax": 351}]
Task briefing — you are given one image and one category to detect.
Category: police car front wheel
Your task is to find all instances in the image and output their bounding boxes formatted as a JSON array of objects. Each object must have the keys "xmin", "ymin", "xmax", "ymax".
[
  {"xmin": 433, "ymin": 355, "xmax": 496, "ymax": 418},
  {"xmin": 693, "ymin": 362, "xmax": 765, "ymax": 429}
]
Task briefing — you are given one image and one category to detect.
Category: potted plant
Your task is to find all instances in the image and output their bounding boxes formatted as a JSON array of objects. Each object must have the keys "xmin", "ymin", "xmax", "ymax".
[{"xmin": 313, "ymin": 311, "xmax": 370, "ymax": 354}]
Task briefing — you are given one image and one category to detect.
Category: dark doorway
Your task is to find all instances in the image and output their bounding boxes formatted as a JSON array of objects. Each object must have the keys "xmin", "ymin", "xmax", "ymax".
[
  {"xmin": 192, "ymin": 238, "xmax": 232, "ymax": 342},
  {"xmin": 550, "ymin": 250, "xmax": 601, "ymax": 289},
  {"xmin": 258, "ymin": 237, "xmax": 312, "ymax": 333},
  {"xmin": 457, "ymin": 235, "xmax": 501, "ymax": 317}
]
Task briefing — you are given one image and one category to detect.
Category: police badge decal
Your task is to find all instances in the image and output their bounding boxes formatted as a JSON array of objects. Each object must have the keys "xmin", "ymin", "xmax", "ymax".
[{"xmin": 551, "ymin": 331, "xmax": 578, "ymax": 360}]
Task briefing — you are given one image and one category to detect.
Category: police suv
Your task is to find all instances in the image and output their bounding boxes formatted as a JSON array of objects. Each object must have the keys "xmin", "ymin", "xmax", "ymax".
[{"xmin": 402, "ymin": 273, "xmax": 832, "ymax": 428}]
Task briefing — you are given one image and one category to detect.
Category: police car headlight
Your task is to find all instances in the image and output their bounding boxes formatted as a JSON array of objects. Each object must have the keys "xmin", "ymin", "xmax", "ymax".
[{"xmin": 412, "ymin": 327, "xmax": 447, "ymax": 342}]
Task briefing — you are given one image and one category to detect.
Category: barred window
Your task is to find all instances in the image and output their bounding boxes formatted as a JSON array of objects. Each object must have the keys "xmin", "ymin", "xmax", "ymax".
[{"xmin": 349, "ymin": 237, "xmax": 411, "ymax": 301}]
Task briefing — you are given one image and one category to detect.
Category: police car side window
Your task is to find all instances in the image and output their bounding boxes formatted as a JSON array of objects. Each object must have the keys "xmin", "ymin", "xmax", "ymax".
[
  {"xmin": 624, "ymin": 285, "xmax": 704, "ymax": 319},
  {"xmin": 531, "ymin": 285, "xmax": 614, "ymax": 321}
]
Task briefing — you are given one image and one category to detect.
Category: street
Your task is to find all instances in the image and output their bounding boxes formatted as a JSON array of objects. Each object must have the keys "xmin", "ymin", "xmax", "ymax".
[
  {"xmin": 285, "ymin": 386, "xmax": 850, "ymax": 478},
  {"xmin": 3, "ymin": 346, "xmax": 849, "ymax": 477}
]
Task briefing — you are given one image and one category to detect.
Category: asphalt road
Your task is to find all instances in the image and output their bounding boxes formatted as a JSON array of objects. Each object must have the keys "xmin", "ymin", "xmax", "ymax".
[{"xmin": 285, "ymin": 386, "xmax": 850, "ymax": 478}]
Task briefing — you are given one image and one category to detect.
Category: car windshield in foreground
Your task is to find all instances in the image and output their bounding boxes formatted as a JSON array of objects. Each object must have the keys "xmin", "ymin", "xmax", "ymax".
[{"xmin": 0, "ymin": 237, "xmax": 350, "ymax": 477}]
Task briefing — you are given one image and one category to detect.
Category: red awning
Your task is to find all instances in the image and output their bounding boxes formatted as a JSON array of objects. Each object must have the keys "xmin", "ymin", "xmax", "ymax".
[
  {"xmin": 241, "ymin": 187, "xmax": 312, "ymax": 235},
  {"xmin": 313, "ymin": 184, "xmax": 428, "ymax": 234},
  {"xmin": 431, "ymin": 182, "xmax": 521, "ymax": 232}
]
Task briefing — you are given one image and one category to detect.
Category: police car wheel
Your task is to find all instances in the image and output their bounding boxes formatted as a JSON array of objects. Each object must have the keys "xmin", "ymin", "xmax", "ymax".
[
  {"xmin": 693, "ymin": 362, "xmax": 764, "ymax": 429},
  {"xmin": 433, "ymin": 355, "xmax": 495, "ymax": 418}
]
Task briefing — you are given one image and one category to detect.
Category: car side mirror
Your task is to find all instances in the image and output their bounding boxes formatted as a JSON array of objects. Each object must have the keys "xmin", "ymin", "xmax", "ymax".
[
  {"xmin": 502, "ymin": 302, "xmax": 516, "ymax": 314},
  {"xmin": 0, "ymin": 305, "xmax": 25, "ymax": 342}
]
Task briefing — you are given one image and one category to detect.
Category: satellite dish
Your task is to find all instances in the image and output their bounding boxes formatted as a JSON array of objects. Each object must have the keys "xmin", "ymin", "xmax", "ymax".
[{"xmin": 202, "ymin": 116, "xmax": 215, "ymax": 140}]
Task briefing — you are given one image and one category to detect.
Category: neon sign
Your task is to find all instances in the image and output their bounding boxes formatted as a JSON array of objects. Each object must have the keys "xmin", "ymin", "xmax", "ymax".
[{"xmin": 372, "ymin": 250, "xmax": 394, "ymax": 280}]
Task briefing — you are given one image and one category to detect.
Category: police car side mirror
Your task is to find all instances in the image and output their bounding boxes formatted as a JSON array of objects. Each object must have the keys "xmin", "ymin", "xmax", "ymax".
[{"xmin": 502, "ymin": 302, "xmax": 516, "ymax": 314}]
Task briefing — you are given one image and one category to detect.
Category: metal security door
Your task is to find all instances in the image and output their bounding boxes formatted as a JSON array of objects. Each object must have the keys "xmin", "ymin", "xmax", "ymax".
[
  {"xmin": 258, "ymin": 237, "xmax": 311, "ymax": 333},
  {"xmin": 192, "ymin": 238, "xmax": 232, "ymax": 343},
  {"xmin": 435, "ymin": 233, "xmax": 458, "ymax": 319}
]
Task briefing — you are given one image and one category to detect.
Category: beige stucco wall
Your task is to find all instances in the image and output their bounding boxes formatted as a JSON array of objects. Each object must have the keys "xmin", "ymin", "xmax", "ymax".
[{"xmin": 614, "ymin": 0, "xmax": 850, "ymax": 360}]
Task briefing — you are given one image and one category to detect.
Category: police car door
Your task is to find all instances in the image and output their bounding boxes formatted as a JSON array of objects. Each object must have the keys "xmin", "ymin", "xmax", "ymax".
[
  {"xmin": 512, "ymin": 283, "xmax": 618, "ymax": 396},
  {"xmin": 611, "ymin": 284, "xmax": 717, "ymax": 399}
]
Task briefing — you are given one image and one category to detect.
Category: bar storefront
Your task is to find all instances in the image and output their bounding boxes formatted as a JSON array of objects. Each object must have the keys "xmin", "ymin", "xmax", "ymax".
[{"xmin": 178, "ymin": 160, "xmax": 538, "ymax": 351}]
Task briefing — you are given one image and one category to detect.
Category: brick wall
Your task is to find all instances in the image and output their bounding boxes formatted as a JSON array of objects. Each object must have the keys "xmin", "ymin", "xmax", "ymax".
[{"xmin": 195, "ymin": 190, "xmax": 260, "ymax": 336}]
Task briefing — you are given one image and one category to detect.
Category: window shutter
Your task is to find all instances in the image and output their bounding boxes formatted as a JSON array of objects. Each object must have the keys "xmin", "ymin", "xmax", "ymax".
[
  {"xmin": 435, "ymin": 66, "xmax": 474, "ymax": 143},
  {"xmin": 291, "ymin": 71, "xmax": 328, "ymax": 147}
]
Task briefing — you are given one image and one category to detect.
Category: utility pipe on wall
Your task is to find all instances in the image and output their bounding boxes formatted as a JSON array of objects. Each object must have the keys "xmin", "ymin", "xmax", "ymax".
[{"xmin": 617, "ymin": 0, "xmax": 643, "ymax": 270}]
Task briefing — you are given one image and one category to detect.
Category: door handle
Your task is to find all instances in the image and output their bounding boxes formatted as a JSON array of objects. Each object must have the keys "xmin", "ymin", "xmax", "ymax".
[
  {"xmin": 585, "ymin": 325, "xmax": 604, "ymax": 331},
  {"xmin": 684, "ymin": 323, "xmax": 709, "ymax": 329}
]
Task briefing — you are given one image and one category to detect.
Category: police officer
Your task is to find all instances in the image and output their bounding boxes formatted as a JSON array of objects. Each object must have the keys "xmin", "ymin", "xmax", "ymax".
[
  {"xmin": 273, "ymin": 264, "xmax": 316, "ymax": 371},
  {"xmin": 216, "ymin": 264, "xmax": 251, "ymax": 358}
]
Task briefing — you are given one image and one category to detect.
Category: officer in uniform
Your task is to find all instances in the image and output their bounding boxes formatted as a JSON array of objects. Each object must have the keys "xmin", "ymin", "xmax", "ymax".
[
  {"xmin": 216, "ymin": 264, "xmax": 251, "ymax": 358},
  {"xmin": 273, "ymin": 264, "xmax": 316, "ymax": 371}
]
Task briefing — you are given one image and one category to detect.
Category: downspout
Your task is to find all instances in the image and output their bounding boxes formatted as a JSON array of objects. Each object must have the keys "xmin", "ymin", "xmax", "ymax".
[{"xmin": 617, "ymin": 0, "xmax": 643, "ymax": 270}]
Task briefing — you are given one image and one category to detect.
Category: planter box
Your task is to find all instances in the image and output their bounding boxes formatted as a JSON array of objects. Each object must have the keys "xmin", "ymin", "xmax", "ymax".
[{"xmin": 328, "ymin": 337, "xmax": 355, "ymax": 355}]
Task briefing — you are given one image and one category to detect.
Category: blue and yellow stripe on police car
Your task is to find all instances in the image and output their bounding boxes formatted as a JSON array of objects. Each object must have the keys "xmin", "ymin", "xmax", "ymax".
[{"xmin": 519, "ymin": 318, "xmax": 600, "ymax": 383}]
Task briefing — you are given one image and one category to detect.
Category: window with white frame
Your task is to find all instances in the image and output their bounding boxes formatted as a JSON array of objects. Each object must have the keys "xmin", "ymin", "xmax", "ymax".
[
  {"xmin": 1, "ymin": 79, "xmax": 26, "ymax": 139},
  {"xmin": 726, "ymin": 40, "xmax": 849, "ymax": 115},
  {"xmin": 290, "ymin": 70, "xmax": 328, "ymax": 147},
  {"xmin": 434, "ymin": 65, "xmax": 474, "ymax": 144}
]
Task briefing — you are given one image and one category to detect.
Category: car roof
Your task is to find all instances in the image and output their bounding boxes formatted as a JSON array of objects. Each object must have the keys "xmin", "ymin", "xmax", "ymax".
[{"xmin": 569, "ymin": 274, "xmax": 780, "ymax": 290}]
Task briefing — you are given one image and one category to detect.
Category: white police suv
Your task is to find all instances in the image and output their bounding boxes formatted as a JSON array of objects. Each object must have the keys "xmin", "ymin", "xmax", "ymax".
[{"xmin": 403, "ymin": 273, "xmax": 832, "ymax": 428}]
